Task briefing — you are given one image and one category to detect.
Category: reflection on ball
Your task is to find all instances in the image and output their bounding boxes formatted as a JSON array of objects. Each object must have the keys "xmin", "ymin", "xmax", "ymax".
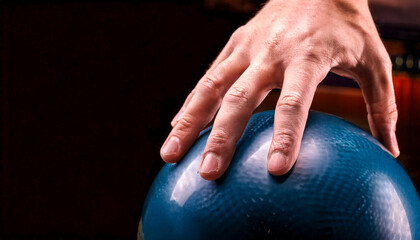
[{"xmin": 140, "ymin": 111, "xmax": 420, "ymax": 240}]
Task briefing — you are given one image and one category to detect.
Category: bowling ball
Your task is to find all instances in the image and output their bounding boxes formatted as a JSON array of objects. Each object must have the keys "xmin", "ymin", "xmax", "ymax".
[{"xmin": 140, "ymin": 111, "xmax": 420, "ymax": 240}]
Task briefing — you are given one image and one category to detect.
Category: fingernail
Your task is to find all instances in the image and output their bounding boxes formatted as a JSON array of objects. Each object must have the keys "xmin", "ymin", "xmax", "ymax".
[
  {"xmin": 391, "ymin": 132, "xmax": 400, "ymax": 156},
  {"xmin": 200, "ymin": 153, "xmax": 220, "ymax": 174},
  {"xmin": 161, "ymin": 136, "xmax": 180, "ymax": 156},
  {"xmin": 268, "ymin": 152, "xmax": 286, "ymax": 173},
  {"xmin": 171, "ymin": 111, "xmax": 183, "ymax": 127}
]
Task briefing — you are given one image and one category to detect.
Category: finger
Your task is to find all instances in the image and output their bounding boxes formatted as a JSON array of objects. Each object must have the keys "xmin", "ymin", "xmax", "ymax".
[
  {"xmin": 357, "ymin": 56, "xmax": 399, "ymax": 157},
  {"xmin": 161, "ymin": 52, "xmax": 248, "ymax": 163},
  {"xmin": 171, "ymin": 88, "xmax": 196, "ymax": 127},
  {"xmin": 199, "ymin": 64, "xmax": 272, "ymax": 180},
  {"xmin": 170, "ymin": 51, "xmax": 232, "ymax": 127},
  {"xmin": 170, "ymin": 31, "xmax": 248, "ymax": 127},
  {"xmin": 268, "ymin": 63, "xmax": 330, "ymax": 175},
  {"xmin": 207, "ymin": 43, "xmax": 234, "ymax": 72},
  {"xmin": 207, "ymin": 26, "xmax": 245, "ymax": 72}
]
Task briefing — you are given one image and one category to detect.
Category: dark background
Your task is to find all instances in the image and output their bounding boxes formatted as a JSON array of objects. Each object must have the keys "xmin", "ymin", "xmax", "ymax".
[
  {"xmin": 1, "ymin": 1, "xmax": 419, "ymax": 239},
  {"xmin": 1, "ymin": 1, "xmax": 247, "ymax": 238}
]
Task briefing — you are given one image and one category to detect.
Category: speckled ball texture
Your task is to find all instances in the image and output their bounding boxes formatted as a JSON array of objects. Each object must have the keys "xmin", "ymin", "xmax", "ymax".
[{"xmin": 140, "ymin": 111, "xmax": 420, "ymax": 240}]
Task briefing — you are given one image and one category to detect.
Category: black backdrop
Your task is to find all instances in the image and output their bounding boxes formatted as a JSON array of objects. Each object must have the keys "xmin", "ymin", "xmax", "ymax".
[{"xmin": 1, "ymin": 1, "xmax": 248, "ymax": 238}]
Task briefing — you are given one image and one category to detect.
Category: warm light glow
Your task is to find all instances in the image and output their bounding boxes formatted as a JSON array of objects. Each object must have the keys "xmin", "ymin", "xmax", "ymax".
[
  {"xmin": 395, "ymin": 56, "xmax": 404, "ymax": 66},
  {"xmin": 406, "ymin": 56, "xmax": 414, "ymax": 69}
]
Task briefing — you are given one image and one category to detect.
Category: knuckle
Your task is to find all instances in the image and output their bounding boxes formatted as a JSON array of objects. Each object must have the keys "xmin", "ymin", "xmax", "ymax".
[
  {"xmin": 290, "ymin": 54, "xmax": 330, "ymax": 77},
  {"xmin": 370, "ymin": 49, "xmax": 392, "ymax": 74},
  {"xmin": 175, "ymin": 113, "xmax": 195, "ymax": 134},
  {"xmin": 301, "ymin": 52, "xmax": 327, "ymax": 66},
  {"xmin": 385, "ymin": 104, "xmax": 398, "ymax": 120},
  {"xmin": 370, "ymin": 99, "xmax": 397, "ymax": 116},
  {"xmin": 209, "ymin": 129, "xmax": 231, "ymax": 146},
  {"xmin": 225, "ymin": 86, "xmax": 249, "ymax": 104},
  {"xmin": 264, "ymin": 34, "xmax": 281, "ymax": 51},
  {"xmin": 188, "ymin": 88, "xmax": 197, "ymax": 98},
  {"xmin": 369, "ymin": 100, "xmax": 398, "ymax": 129},
  {"xmin": 200, "ymin": 74, "xmax": 223, "ymax": 94},
  {"xmin": 272, "ymin": 130, "xmax": 296, "ymax": 155},
  {"xmin": 387, "ymin": 102, "xmax": 398, "ymax": 116},
  {"xmin": 277, "ymin": 93, "xmax": 305, "ymax": 112},
  {"xmin": 373, "ymin": 50, "xmax": 393, "ymax": 73},
  {"xmin": 390, "ymin": 105, "xmax": 398, "ymax": 119},
  {"xmin": 230, "ymin": 26, "xmax": 245, "ymax": 44},
  {"xmin": 382, "ymin": 56, "xmax": 393, "ymax": 72}
]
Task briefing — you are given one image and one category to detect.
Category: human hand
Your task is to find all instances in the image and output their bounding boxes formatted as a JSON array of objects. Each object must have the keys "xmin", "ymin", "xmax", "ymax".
[{"xmin": 160, "ymin": 0, "xmax": 399, "ymax": 180}]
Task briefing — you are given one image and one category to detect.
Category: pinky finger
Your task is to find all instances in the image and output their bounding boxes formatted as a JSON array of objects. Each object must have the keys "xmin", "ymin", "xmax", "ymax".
[{"xmin": 171, "ymin": 88, "xmax": 196, "ymax": 127}]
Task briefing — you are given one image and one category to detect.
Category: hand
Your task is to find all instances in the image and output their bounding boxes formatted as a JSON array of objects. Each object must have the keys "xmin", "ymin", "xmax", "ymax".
[{"xmin": 160, "ymin": 0, "xmax": 399, "ymax": 180}]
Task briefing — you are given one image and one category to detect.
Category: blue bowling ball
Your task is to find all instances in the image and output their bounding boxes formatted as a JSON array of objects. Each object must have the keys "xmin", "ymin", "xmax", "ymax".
[{"xmin": 140, "ymin": 111, "xmax": 420, "ymax": 240}]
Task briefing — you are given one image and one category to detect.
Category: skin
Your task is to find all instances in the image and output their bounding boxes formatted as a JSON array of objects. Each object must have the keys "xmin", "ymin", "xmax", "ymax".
[{"xmin": 160, "ymin": 0, "xmax": 400, "ymax": 181}]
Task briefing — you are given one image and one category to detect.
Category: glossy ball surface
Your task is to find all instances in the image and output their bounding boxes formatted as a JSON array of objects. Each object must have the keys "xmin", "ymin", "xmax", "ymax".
[{"xmin": 140, "ymin": 111, "xmax": 420, "ymax": 240}]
